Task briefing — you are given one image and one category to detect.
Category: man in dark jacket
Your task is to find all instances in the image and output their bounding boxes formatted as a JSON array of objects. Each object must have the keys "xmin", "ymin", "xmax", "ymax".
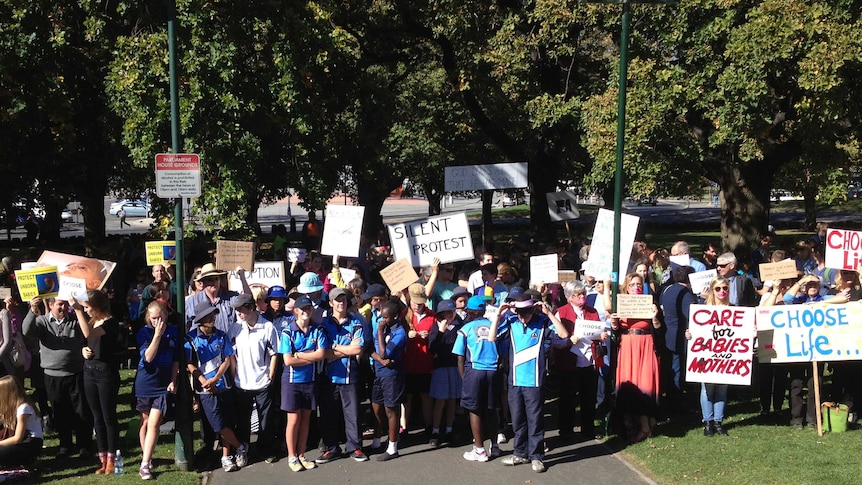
[{"xmin": 659, "ymin": 266, "xmax": 697, "ymax": 415}]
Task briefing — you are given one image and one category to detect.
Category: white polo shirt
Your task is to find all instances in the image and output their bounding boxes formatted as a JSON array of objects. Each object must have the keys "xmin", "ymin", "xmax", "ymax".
[{"xmin": 228, "ymin": 315, "xmax": 279, "ymax": 391}]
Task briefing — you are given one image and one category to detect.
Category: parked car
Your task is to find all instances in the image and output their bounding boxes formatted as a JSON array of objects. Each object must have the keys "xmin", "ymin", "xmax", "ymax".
[
  {"xmin": 61, "ymin": 209, "xmax": 74, "ymax": 223},
  {"xmin": 637, "ymin": 195, "xmax": 658, "ymax": 206},
  {"xmin": 501, "ymin": 193, "xmax": 526, "ymax": 207},
  {"xmin": 110, "ymin": 201, "xmax": 152, "ymax": 217}
]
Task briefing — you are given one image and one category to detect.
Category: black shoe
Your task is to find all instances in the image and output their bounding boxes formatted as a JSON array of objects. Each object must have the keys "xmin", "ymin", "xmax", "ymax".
[
  {"xmin": 445, "ymin": 432, "xmax": 455, "ymax": 446},
  {"xmin": 713, "ymin": 422, "xmax": 728, "ymax": 436},
  {"xmin": 429, "ymin": 433, "xmax": 439, "ymax": 447},
  {"xmin": 56, "ymin": 447, "xmax": 71, "ymax": 459},
  {"xmin": 315, "ymin": 450, "xmax": 341, "ymax": 464},
  {"xmin": 703, "ymin": 421, "xmax": 715, "ymax": 437},
  {"xmin": 375, "ymin": 451, "xmax": 399, "ymax": 462}
]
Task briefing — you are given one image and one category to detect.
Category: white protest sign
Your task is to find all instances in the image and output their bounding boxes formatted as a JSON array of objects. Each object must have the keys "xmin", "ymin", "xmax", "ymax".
[
  {"xmin": 57, "ymin": 276, "xmax": 87, "ymax": 302},
  {"xmin": 286, "ymin": 247, "xmax": 307, "ymax": 263},
  {"xmin": 321, "ymin": 205, "xmax": 365, "ymax": 258},
  {"xmin": 824, "ymin": 228, "xmax": 862, "ymax": 270},
  {"xmin": 574, "ymin": 319, "xmax": 605, "ymax": 341},
  {"xmin": 387, "ymin": 212, "xmax": 474, "ymax": 267},
  {"xmin": 339, "ymin": 267, "xmax": 357, "ymax": 283},
  {"xmin": 688, "ymin": 269, "xmax": 717, "ymax": 295},
  {"xmin": 228, "ymin": 261, "xmax": 285, "ymax": 292},
  {"xmin": 616, "ymin": 294, "xmax": 654, "ymax": 319},
  {"xmin": 444, "ymin": 162, "xmax": 528, "ymax": 192},
  {"xmin": 685, "ymin": 304, "xmax": 756, "ymax": 385},
  {"xmin": 529, "ymin": 254, "xmax": 559, "ymax": 286},
  {"xmin": 756, "ymin": 304, "xmax": 862, "ymax": 363},
  {"xmin": 583, "ymin": 208, "xmax": 639, "ymax": 278},
  {"xmin": 669, "ymin": 254, "xmax": 690, "ymax": 267},
  {"xmin": 545, "ymin": 191, "xmax": 580, "ymax": 222}
]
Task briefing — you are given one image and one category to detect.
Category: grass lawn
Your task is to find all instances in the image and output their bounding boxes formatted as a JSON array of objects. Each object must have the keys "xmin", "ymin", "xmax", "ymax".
[
  {"xmin": 617, "ymin": 397, "xmax": 862, "ymax": 485},
  {"xmin": 19, "ymin": 369, "xmax": 200, "ymax": 485}
]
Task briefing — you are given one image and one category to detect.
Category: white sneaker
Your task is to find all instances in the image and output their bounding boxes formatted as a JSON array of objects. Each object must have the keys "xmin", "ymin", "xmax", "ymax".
[
  {"xmin": 235, "ymin": 442, "xmax": 249, "ymax": 468},
  {"xmin": 221, "ymin": 456, "xmax": 239, "ymax": 472},
  {"xmin": 531, "ymin": 459, "xmax": 546, "ymax": 473},
  {"xmin": 497, "ymin": 432, "xmax": 508, "ymax": 444},
  {"xmin": 463, "ymin": 447, "xmax": 489, "ymax": 462},
  {"xmin": 489, "ymin": 444, "xmax": 501, "ymax": 458}
]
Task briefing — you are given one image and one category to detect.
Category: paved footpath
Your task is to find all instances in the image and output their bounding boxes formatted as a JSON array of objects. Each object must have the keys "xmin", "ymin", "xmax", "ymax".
[{"xmin": 204, "ymin": 430, "xmax": 655, "ymax": 485}]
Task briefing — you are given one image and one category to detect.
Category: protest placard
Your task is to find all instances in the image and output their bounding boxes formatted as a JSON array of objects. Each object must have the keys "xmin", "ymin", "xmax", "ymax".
[
  {"xmin": 688, "ymin": 269, "xmax": 718, "ymax": 295},
  {"xmin": 824, "ymin": 228, "xmax": 862, "ymax": 270},
  {"xmin": 444, "ymin": 162, "xmax": 528, "ymax": 192},
  {"xmin": 145, "ymin": 241, "xmax": 177, "ymax": 266},
  {"xmin": 574, "ymin": 320, "xmax": 606, "ymax": 341},
  {"xmin": 616, "ymin": 294, "xmax": 654, "ymax": 319},
  {"xmin": 756, "ymin": 304, "xmax": 862, "ymax": 363},
  {"xmin": 37, "ymin": 251, "xmax": 116, "ymax": 291},
  {"xmin": 227, "ymin": 261, "xmax": 285, "ymax": 292},
  {"xmin": 216, "ymin": 240, "xmax": 255, "ymax": 272},
  {"xmin": 0, "ymin": 287, "xmax": 10, "ymax": 300},
  {"xmin": 339, "ymin": 267, "xmax": 357, "ymax": 283},
  {"xmin": 557, "ymin": 270, "xmax": 579, "ymax": 284},
  {"xmin": 685, "ymin": 304, "xmax": 756, "ymax": 385},
  {"xmin": 286, "ymin": 247, "xmax": 307, "ymax": 263},
  {"xmin": 57, "ymin": 276, "xmax": 87, "ymax": 302},
  {"xmin": 669, "ymin": 254, "xmax": 690, "ymax": 267},
  {"xmin": 15, "ymin": 266, "xmax": 59, "ymax": 300},
  {"xmin": 583, "ymin": 208, "xmax": 639, "ymax": 278},
  {"xmin": 321, "ymin": 205, "xmax": 366, "ymax": 257},
  {"xmin": 758, "ymin": 258, "xmax": 798, "ymax": 281},
  {"xmin": 529, "ymin": 254, "xmax": 559, "ymax": 286},
  {"xmin": 379, "ymin": 258, "xmax": 419, "ymax": 294},
  {"xmin": 387, "ymin": 213, "xmax": 474, "ymax": 267},
  {"xmin": 545, "ymin": 191, "xmax": 580, "ymax": 222}
]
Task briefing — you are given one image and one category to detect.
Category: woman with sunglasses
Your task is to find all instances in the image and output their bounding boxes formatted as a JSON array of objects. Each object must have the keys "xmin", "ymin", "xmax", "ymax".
[
  {"xmin": 685, "ymin": 277, "xmax": 731, "ymax": 436},
  {"xmin": 607, "ymin": 272, "xmax": 661, "ymax": 443}
]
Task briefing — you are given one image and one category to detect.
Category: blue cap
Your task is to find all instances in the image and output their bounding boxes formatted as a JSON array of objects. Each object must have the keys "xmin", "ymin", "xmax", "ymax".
[
  {"xmin": 267, "ymin": 285, "xmax": 289, "ymax": 301},
  {"xmin": 505, "ymin": 286, "xmax": 524, "ymax": 302},
  {"xmin": 436, "ymin": 300, "xmax": 456, "ymax": 312},
  {"xmin": 361, "ymin": 283, "xmax": 386, "ymax": 301},
  {"xmin": 294, "ymin": 295, "xmax": 314, "ymax": 309},
  {"xmin": 466, "ymin": 295, "xmax": 487, "ymax": 311}
]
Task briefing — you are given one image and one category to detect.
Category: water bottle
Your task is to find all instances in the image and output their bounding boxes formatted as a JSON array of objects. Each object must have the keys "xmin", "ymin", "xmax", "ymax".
[{"xmin": 114, "ymin": 450, "xmax": 125, "ymax": 476}]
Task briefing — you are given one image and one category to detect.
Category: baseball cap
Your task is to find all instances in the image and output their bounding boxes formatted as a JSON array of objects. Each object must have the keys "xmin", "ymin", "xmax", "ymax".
[
  {"xmin": 466, "ymin": 295, "xmax": 487, "ymax": 311},
  {"xmin": 329, "ymin": 287, "xmax": 351, "ymax": 301},
  {"xmin": 436, "ymin": 300, "xmax": 456, "ymax": 313},
  {"xmin": 230, "ymin": 294, "xmax": 255, "ymax": 308},
  {"xmin": 505, "ymin": 287, "xmax": 525, "ymax": 302},
  {"xmin": 294, "ymin": 295, "xmax": 314, "ymax": 310},
  {"xmin": 361, "ymin": 283, "xmax": 386, "ymax": 301}
]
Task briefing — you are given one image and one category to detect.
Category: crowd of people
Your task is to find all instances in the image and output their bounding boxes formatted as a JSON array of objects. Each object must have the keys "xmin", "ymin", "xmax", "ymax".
[{"xmin": 0, "ymin": 218, "xmax": 859, "ymax": 479}]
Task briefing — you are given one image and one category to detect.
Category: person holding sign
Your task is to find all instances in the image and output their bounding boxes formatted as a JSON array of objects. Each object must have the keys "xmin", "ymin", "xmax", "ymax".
[
  {"xmin": 553, "ymin": 280, "xmax": 607, "ymax": 440},
  {"xmin": 608, "ymin": 273, "xmax": 661, "ymax": 443},
  {"xmin": 685, "ymin": 278, "xmax": 732, "ymax": 437}
]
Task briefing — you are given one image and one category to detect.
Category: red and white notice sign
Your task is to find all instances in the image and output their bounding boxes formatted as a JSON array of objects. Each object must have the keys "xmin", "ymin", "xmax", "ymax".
[{"xmin": 155, "ymin": 153, "xmax": 201, "ymax": 198}]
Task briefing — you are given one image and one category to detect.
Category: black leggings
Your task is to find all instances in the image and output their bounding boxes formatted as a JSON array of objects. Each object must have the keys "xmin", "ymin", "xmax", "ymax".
[
  {"xmin": 0, "ymin": 437, "xmax": 42, "ymax": 468},
  {"xmin": 84, "ymin": 361, "xmax": 120, "ymax": 454}
]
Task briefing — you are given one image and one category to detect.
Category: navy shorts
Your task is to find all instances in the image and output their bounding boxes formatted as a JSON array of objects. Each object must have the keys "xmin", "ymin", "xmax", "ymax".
[
  {"xmin": 199, "ymin": 391, "xmax": 235, "ymax": 432},
  {"xmin": 136, "ymin": 394, "xmax": 168, "ymax": 415},
  {"xmin": 372, "ymin": 374, "xmax": 405, "ymax": 408},
  {"xmin": 405, "ymin": 373, "xmax": 432, "ymax": 395},
  {"xmin": 460, "ymin": 368, "xmax": 500, "ymax": 412},
  {"xmin": 281, "ymin": 381, "xmax": 317, "ymax": 412}
]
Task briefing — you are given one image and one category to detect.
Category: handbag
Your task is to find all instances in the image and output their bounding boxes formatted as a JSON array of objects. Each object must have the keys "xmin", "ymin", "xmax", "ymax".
[{"xmin": 9, "ymin": 332, "xmax": 28, "ymax": 369}]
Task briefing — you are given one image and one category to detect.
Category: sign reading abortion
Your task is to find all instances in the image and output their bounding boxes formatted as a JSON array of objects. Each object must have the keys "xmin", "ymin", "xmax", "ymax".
[
  {"xmin": 387, "ymin": 212, "xmax": 474, "ymax": 267},
  {"xmin": 227, "ymin": 261, "xmax": 285, "ymax": 292},
  {"xmin": 825, "ymin": 228, "xmax": 862, "ymax": 270},
  {"xmin": 685, "ymin": 305, "xmax": 755, "ymax": 385},
  {"xmin": 444, "ymin": 162, "xmax": 528, "ymax": 192},
  {"xmin": 756, "ymin": 304, "xmax": 862, "ymax": 363}
]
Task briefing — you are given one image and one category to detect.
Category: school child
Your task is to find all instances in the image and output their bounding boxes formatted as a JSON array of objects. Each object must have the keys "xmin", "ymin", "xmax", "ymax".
[
  {"xmin": 135, "ymin": 301, "xmax": 180, "ymax": 479},
  {"xmin": 278, "ymin": 295, "xmax": 328, "ymax": 472},
  {"xmin": 0, "ymin": 375, "xmax": 43, "ymax": 470},
  {"xmin": 427, "ymin": 299, "xmax": 464, "ymax": 446},
  {"xmin": 453, "ymin": 296, "xmax": 503, "ymax": 462},
  {"xmin": 370, "ymin": 299, "xmax": 407, "ymax": 461},
  {"xmin": 185, "ymin": 301, "xmax": 247, "ymax": 473}
]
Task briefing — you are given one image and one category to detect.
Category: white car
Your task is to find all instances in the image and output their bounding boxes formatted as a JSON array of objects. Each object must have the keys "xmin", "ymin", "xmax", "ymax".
[
  {"xmin": 110, "ymin": 201, "xmax": 152, "ymax": 217},
  {"xmin": 61, "ymin": 209, "xmax": 74, "ymax": 223}
]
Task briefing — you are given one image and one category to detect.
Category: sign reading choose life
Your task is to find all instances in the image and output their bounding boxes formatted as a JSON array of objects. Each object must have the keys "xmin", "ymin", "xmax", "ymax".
[
  {"xmin": 387, "ymin": 213, "xmax": 474, "ymax": 267},
  {"xmin": 756, "ymin": 303, "xmax": 862, "ymax": 363}
]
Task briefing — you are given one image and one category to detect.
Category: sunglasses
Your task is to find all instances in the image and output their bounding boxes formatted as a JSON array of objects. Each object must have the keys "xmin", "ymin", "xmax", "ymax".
[
  {"xmin": 716, "ymin": 263, "xmax": 730, "ymax": 268},
  {"xmin": 714, "ymin": 286, "xmax": 729, "ymax": 292}
]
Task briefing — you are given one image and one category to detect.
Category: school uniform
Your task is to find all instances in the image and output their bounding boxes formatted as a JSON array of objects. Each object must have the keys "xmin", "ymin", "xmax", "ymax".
[
  {"xmin": 185, "ymin": 328, "xmax": 235, "ymax": 432},
  {"xmin": 135, "ymin": 323, "xmax": 180, "ymax": 414},
  {"xmin": 319, "ymin": 312, "xmax": 365, "ymax": 454},
  {"xmin": 453, "ymin": 317, "xmax": 501, "ymax": 412},
  {"xmin": 428, "ymin": 316, "xmax": 465, "ymax": 400},
  {"xmin": 371, "ymin": 320, "xmax": 407, "ymax": 408},
  {"xmin": 278, "ymin": 321, "xmax": 329, "ymax": 411}
]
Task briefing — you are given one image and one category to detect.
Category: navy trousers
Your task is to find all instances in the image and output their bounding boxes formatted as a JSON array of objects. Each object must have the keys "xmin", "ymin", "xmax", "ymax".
[{"xmin": 509, "ymin": 386, "xmax": 544, "ymax": 461}]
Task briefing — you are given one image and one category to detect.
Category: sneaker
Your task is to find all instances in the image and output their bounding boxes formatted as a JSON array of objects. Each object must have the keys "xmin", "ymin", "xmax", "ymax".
[
  {"xmin": 445, "ymin": 432, "xmax": 455, "ymax": 445},
  {"xmin": 704, "ymin": 421, "xmax": 715, "ymax": 437},
  {"xmin": 496, "ymin": 432, "xmax": 508, "ymax": 444},
  {"xmin": 375, "ymin": 451, "xmax": 399, "ymax": 462},
  {"xmin": 531, "ymin": 459, "xmax": 546, "ymax": 473},
  {"xmin": 235, "ymin": 442, "xmax": 249, "ymax": 468},
  {"xmin": 351, "ymin": 449, "xmax": 369, "ymax": 462},
  {"xmin": 502, "ymin": 455, "xmax": 529, "ymax": 466},
  {"xmin": 139, "ymin": 463, "xmax": 153, "ymax": 480},
  {"xmin": 264, "ymin": 455, "xmax": 279, "ymax": 464},
  {"xmin": 287, "ymin": 457, "xmax": 304, "ymax": 472},
  {"xmin": 713, "ymin": 422, "xmax": 728, "ymax": 436},
  {"xmin": 221, "ymin": 456, "xmax": 239, "ymax": 472},
  {"xmin": 298, "ymin": 455, "xmax": 316, "ymax": 469},
  {"xmin": 362, "ymin": 428, "xmax": 376, "ymax": 440},
  {"xmin": 463, "ymin": 447, "xmax": 489, "ymax": 462},
  {"xmin": 315, "ymin": 450, "xmax": 340, "ymax": 464},
  {"xmin": 429, "ymin": 433, "xmax": 439, "ymax": 447},
  {"xmin": 489, "ymin": 444, "xmax": 501, "ymax": 458}
]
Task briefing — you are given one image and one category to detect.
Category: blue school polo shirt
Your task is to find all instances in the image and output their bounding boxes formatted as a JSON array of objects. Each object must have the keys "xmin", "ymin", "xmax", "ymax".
[
  {"xmin": 505, "ymin": 314, "xmax": 557, "ymax": 388},
  {"xmin": 372, "ymin": 320, "xmax": 406, "ymax": 378},
  {"xmin": 278, "ymin": 321, "xmax": 329, "ymax": 383},
  {"xmin": 185, "ymin": 328, "xmax": 235, "ymax": 394},
  {"xmin": 320, "ymin": 312, "xmax": 365, "ymax": 385},
  {"xmin": 453, "ymin": 317, "xmax": 500, "ymax": 371},
  {"xmin": 135, "ymin": 324, "xmax": 180, "ymax": 398}
]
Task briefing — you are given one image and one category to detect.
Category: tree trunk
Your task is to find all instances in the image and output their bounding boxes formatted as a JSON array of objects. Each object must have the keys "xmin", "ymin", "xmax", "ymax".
[
  {"xmin": 529, "ymin": 155, "xmax": 558, "ymax": 243},
  {"xmin": 717, "ymin": 161, "xmax": 774, "ymax": 255},
  {"xmin": 481, "ymin": 190, "xmax": 494, "ymax": 249},
  {"xmin": 80, "ymin": 190, "xmax": 106, "ymax": 246},
  {"xmin": 802, "ymin": 184, "xmax": 817, "ymax": 231}
]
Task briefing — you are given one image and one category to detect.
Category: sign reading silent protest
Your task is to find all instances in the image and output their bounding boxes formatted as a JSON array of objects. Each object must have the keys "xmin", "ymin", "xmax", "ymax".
[
  {"xmin": 756, "ymin": 304, "xmax": 862, "ymax": 364},
  {"xmin": 685, "ymin": 305, "xmax": 756, "ymax": 385},
  {"xmin": 824, "ymin": 228, "xmax": 862, "ymax": 270},
  {"xmin": 387, "ymin": 212, "xmax": 474, "ymax": 267}
]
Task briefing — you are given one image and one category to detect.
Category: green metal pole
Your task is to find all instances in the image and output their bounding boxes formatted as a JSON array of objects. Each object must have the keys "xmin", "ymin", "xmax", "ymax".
[
  {"xmin": 611, "ymin": 1, "xmax": 631, "ymax": 312},
  {"xmin": 168, "ymin": 0, "xmax": 193, "ymax": 471}
]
